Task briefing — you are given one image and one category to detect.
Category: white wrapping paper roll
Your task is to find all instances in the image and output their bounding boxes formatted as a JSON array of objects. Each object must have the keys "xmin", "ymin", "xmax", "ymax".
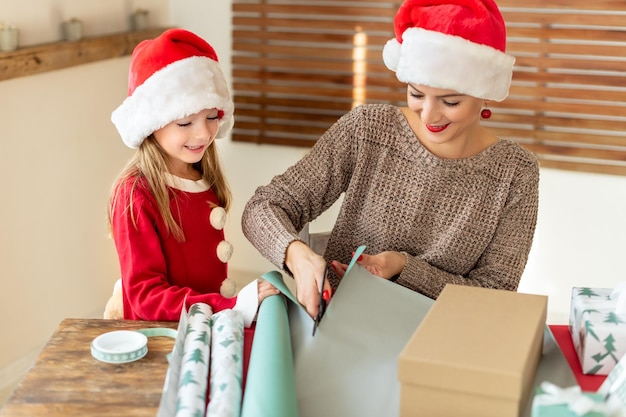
[
  {"xmin": 206, "ymin": 309, "xmax": 244, "ymax": 417},
  {"xmin": 175, "ymin": 303, "xmax": 213, "ymax": 417}
]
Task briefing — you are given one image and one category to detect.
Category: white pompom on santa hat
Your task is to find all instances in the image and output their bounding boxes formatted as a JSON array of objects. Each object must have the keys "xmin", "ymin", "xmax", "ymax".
[
  {"xmin": 111, "ymin": 28, "xmax": 234, "ymax": 148},
  {"xmin": 382, "ymin": 0, "xmax": 515, "ymax": 102}
]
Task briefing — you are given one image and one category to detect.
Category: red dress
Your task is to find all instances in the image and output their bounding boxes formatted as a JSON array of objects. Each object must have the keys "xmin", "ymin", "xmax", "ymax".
[{"xmin": 111, "ymin": 175, "xmax": 237, "ymax": 321}]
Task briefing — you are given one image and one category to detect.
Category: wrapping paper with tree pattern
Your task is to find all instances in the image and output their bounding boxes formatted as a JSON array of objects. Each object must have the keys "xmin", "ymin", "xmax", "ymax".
[
  {"xmin": 157, "ymin": 302, "xmax": 244, "ymax": 417},
  {"xmin": 176, "ymin": 303, "xmax": 213, "ymax": 417},
  {"xmin": 206, "ymin": 309, "xmax": 244, "ymax": 417},
  {"xmin": 570, "ymin": 287, "xmax": 626, "ymax": 375}
]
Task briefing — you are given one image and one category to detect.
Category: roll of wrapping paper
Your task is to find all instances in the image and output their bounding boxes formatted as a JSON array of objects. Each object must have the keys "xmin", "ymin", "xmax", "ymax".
[
  {"xmin": 157, "ymin": 303, "xmax": 190, "ymax": 417},
  {"xmin": 174, "ymin": 302, "xmax": 213, "ymax": 417},
  {"xmin": 206, "ymin": 309, "xmax": 244, "ymax": 417},
  {"xmin": 240, "ymin": 247, "xmax": 366, "ymax": 417},
  {"xmin": 240, "ymin": 291, "xmax": 299, "ymax": 417}
]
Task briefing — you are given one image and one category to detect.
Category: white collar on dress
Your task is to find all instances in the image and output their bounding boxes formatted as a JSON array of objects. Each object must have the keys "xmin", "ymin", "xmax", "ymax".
[{"xmin": 164, "ymin": 172, "xmax": 210, "ymax": 193}]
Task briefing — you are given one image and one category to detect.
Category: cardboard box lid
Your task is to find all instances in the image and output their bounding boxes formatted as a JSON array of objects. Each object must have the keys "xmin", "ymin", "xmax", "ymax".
[{"xmin": 398, "ymin": 284, "xmax": 547, "ymax": 401}]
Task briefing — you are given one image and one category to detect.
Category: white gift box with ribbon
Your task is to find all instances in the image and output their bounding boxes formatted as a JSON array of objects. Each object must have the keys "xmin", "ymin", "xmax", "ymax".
[
  {"xmin": 531, "ymin": 382, "xmax": 625, "ymax": 417},
  {"xmin": 531, "ymin": 347, "xmax": 626, "ymax": 416},
  {"xmin": 570, "ymin": 286, "xmax": 626, "ymax": 375}
]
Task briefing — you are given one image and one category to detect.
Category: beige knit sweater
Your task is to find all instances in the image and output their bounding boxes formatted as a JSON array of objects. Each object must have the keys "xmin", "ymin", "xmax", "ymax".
[{"xmin": 242, "ymin": 104, "xmax": 539, "ymax": 299}]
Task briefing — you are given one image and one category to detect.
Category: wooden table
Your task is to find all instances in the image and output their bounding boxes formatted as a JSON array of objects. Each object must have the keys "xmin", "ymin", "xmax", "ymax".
[
  {"xmin": 0, "ymin": 319, "xmax": 604, "ymax": 417},
  {"xmin": 0, "ymin": 318, "xmax": 177, "ymax": 417}
]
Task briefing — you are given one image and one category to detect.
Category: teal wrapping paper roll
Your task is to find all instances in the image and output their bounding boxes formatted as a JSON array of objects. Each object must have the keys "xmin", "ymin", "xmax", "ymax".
[
  {"xmin": 206, "ymin": 309, "xmax": 244, "ymax": 417},
  {"xmin": 240, "ymin": 292, "xmax": 298, "ymax": 417}
]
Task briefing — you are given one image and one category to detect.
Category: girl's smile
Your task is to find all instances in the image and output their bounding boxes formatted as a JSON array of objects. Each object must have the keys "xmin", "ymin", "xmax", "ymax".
[
  {"xmin": 152, "ymin": 108, "xmax": 220, "ymax": 177},
  {"xmin": 184, "ymin": 144, "xmax": 207, "ymax": 153}
]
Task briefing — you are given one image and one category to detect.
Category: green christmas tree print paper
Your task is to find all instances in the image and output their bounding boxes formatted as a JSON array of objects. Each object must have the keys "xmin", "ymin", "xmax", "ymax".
[
  {"xmin": 570, "ymin": 287, "xmax": 626, "ymax": 375},
  {"xmin": 157, "ymin": 303, "xmax": 192, "ymax": 417},
  {"xmin": 206, "ymin": 309, "xmax": 244, "ymax": 417},
  {"xmin": 176, "ymin": 303, "xmax": 212, "ymax": 417}
]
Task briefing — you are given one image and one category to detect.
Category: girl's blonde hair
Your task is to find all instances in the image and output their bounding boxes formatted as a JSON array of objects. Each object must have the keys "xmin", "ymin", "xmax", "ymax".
[{"xmin": 108, "ymin": 135, "xmax": 231, "ymax": 242}]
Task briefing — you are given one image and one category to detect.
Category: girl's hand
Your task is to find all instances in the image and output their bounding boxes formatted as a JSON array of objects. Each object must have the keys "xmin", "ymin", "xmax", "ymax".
[
  {"xmin": 285, "ymin": 240, "xmax": 331, "ymax": 319},
  {"xmin": 257, "ymin": 279, "xmax": 280, "ymax": 303}
]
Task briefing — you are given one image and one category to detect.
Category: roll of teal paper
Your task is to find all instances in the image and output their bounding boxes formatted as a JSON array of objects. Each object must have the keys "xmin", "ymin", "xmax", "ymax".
[{"xmin": 240, "ymin": 291, "xmax": 299, "ymax": 417}]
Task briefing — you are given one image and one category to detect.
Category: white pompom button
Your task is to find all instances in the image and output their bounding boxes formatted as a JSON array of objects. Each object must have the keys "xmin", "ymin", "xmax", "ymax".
[
  {"xmin": 220, "ymin": 278, "xmax": 237, "ymax": 298},
  {"xmin": 217, "ymin": 240, "xmax": 233, "ymax": 263},
  {"xmin": 210, "ymin": 207, "xmax": 227, "ymax": 230}
]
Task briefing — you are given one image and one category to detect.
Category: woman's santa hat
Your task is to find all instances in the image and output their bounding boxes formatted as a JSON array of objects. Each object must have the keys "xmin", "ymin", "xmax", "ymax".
[
  {"xmin": 382, "ymin": 0, "xmax": 515, "ymax": 101},
  {"xmin": 111, "ymin": 28, "xmax": 234, "ymax": 149}
]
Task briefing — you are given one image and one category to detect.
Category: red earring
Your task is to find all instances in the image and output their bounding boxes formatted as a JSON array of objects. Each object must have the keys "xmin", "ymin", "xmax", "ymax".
[{"xmin": 481, "ymin": 108, "xmax": 492, "ymax": 119}]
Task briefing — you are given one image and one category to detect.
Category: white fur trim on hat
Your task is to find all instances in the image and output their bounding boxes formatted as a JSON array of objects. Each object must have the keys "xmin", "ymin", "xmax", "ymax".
[
  {"xmin": 217, "ymin": 240, "xmax": 233, "ymax": 263},
  {"xmin": 383, "ymin": 27, "xmax": 515, "ymax": 101},
  {"xmin": 210, "ymin": 206, "xmax": 227, "ymax": 230},
  {"xmin": 111, "ymin": 56, "xmax": 234, "ymax": 149}
]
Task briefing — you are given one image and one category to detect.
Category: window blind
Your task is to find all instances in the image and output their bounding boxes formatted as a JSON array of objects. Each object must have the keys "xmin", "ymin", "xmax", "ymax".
[{"xmin": 232, "ymin": 0, "xmax": 626, "ymax": 176}]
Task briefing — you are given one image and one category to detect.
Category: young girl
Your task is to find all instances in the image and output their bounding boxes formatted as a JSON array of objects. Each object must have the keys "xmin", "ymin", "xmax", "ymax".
[{"xmin": 104, "ymin": 28, "xmax": 277, "ymax": 323}]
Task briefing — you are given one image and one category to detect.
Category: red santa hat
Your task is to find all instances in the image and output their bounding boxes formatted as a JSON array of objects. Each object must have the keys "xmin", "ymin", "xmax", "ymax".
[
  {"xmin": 111, "ymin": 28, "xmax": 234, "ymax": 149},
  {"xmin": 382, "ymin": 0, "xmax": 515, "ymax": 102}
]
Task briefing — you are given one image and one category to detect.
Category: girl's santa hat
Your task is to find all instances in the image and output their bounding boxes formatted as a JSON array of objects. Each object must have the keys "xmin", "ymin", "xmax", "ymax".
[
  {"xmin": 382, "ymin": 0, "xmax": 515, "ymax": 101},
  {"xmin": 112, "ymin": 28, "xmax": 234, "ymax": 148}
]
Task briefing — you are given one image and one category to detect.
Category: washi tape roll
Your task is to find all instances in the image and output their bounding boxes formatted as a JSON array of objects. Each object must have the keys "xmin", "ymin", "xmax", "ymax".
[
  {"xmin": 91, "ymin": 328, "xmax": 177, "ymax": 364},
  {"xmin": 91, "ymin": 330, "xmax": 148, "ymax": 364}
]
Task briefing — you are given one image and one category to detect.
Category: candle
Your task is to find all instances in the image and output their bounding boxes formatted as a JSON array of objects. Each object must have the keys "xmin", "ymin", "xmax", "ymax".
[
  {"xmin": 0, "ymin": 24, "xmax": 19, "ymax": 52},
  {"xmin": 131, "ymin": 9, "xmax": 149, "ymax": 31},
  {"xmin": 62, "ymin": 18, "xmax": 83, "ymax": 42}
]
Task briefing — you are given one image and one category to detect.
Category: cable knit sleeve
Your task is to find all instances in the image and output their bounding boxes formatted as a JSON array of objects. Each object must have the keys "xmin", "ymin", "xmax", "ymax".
[{"xmin": 241, "ymin": 108, "xmax": 359, "ymax": 270}]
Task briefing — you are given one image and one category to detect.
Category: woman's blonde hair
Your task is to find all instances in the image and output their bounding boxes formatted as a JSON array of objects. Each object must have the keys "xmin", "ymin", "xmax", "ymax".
[{"xmin": 108, "ymin": 135, "xmax": 231, "ymax": 242}]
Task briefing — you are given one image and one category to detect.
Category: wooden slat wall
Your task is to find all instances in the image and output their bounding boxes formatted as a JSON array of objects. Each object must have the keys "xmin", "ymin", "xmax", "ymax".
[{"xmin": 232, "ymin": 0, "xmax": 626, "ymax": 176}]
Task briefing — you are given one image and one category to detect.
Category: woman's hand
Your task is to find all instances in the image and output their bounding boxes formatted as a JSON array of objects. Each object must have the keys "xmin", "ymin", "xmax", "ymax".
[
  {"xmin": 285, "ymin": 240, "xmax": 331, "ymax": 319},
  {"xmin": 330, "ymin": 260, "xmax": 348, "ymax": 278},
  {"xmin": 332, "ymin": 251, "xmax": 406, "ymax": 280}
]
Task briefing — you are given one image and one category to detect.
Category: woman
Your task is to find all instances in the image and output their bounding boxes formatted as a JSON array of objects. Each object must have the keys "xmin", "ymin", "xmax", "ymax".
[{"xmin": 242, "ymin": 0, "xmax": 539, "ymax": 318}]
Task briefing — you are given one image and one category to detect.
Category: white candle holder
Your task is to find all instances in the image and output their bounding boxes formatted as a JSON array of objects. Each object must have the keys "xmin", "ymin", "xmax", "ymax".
[
  {"xmin": 0, "ymin": 24, "xmax": 19, "ymax": 52},
  {"xmin": 62, "ymin": 18, "xmax": 83, "ymax": 42},
  {"xmin": 130, "ymin": 9, "xmax": 149, "ymax": 31}
]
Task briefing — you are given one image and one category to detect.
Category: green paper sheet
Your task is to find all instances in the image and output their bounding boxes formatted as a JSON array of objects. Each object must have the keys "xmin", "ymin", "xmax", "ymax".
[{"xmin": 248, "ymin": 246, "xmax": 577, "ymax": 417}]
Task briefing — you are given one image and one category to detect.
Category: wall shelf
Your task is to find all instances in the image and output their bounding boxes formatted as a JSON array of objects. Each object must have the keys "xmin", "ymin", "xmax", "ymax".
[{"xmin": 0, "ymin": 27, "xmax": 167, "ymax": 82}]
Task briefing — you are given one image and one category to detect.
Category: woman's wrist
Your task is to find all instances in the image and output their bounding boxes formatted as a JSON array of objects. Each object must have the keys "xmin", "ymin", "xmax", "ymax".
[
  {"xmin": 390, "ymin": 251, "xmax": 408, "ymax": 282},
  {"xmin": 284, "ymin": 239, "xmax": 309, "ymax": 274}
]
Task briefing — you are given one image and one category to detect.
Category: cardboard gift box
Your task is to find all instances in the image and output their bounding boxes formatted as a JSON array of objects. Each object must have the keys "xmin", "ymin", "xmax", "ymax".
[
  {"xmin": 398, "ymin": 284, "xmax": 547, "ymax": 417},
  {"xmin": 569, "ymin": 287, "xmax": 626, "ymax": 375}
]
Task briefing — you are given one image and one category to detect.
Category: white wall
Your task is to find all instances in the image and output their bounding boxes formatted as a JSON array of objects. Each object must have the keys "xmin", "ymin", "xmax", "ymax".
[
  {"xmin": 0, "ymin": 0, "xmax": 169, "ymax": 403},
  {"xmin": 519, "ymin": 168, "xmax": 626, "ymax": 323},
  {"xmin": 1, "ymin": 0, "xmax": 626, "ymax": 405}
]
